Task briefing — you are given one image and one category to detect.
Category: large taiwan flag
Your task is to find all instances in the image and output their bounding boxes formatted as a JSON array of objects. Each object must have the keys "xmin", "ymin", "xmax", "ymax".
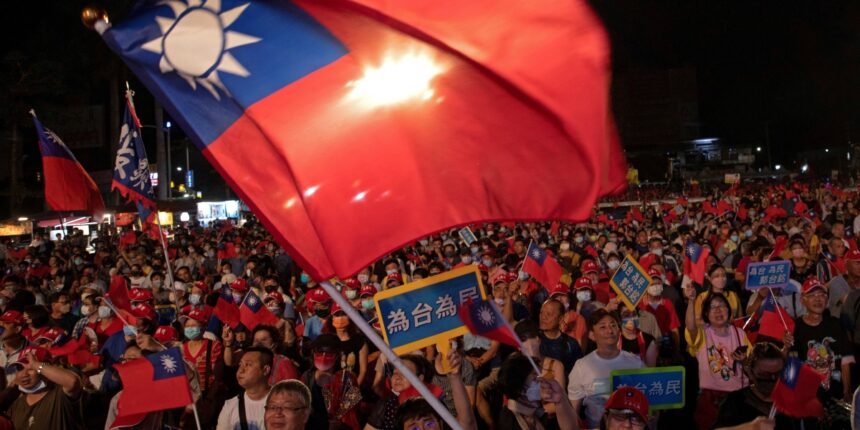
[{"xmin": 100, "ymin": 0, "xmax": 627, "ymax": 280}]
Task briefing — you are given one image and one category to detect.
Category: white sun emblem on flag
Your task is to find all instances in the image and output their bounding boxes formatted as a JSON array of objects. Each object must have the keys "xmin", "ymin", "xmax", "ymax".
[
  {"xmin": 478, "ymin": 305, "xmax": 495, "ymax": 326},
  {"xmin": 247, "ymin": 296, "xmax": 257, "ymax": 306},
  {"xmin": 160, "ymin": 354, "xmax": 179, "ymax": 373},
  {"xmin": 141, "ymin": 0, "xmax": 261, "ymax": 100},
  {"xmin": 531, "ymin": 250, "xmax": 542, "ymax": 259}
]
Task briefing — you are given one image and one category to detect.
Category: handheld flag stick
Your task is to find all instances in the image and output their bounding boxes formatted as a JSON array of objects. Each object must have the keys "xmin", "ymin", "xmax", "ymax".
[
  {"xmin": 489, "ymin": 301, "xmax": 542, "ymax": 375},
  {"xmin": 101, "ymin": 297, "xmax": 131, "ymax": 327},
  {"xmin": 768, "ymin": 404, "xmax": 777, "ymax": 420},
  {"xmin": 767, "ymin": 287, "xmax": 789, "ymax": 331},
  {"xmin": 190, "ymin": 402, "xmax": 203, "ymax": 430},
  {"xmin": 318, "ymin": 281, "xmax": 463, "ymax": 430}
]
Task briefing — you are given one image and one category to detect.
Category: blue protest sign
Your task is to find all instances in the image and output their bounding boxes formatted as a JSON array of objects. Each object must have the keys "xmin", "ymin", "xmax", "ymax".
[
  {"xmin": 374, "ymin": 266, "xmax": 486, "ymax": 354},
  {"xmin": 745, "ymin": 260, "xmax": 791, "ymax": 290},
  {"xmin": 610, "ymin": 255, "xmax": 652, "ymax": 310},
  {"xmin": 611, "ymin": 366, "xmax": 685, "ymax": 411}
]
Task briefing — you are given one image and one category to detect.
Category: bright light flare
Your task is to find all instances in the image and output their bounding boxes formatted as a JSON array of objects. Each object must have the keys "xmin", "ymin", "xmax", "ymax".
[
  {"xmin": 348, "ymin": 53, "xmax": 442, "ymax": 107},
  {"xmin": 801, "ymin": 164, "xmax": 808, "ymax": 173}
]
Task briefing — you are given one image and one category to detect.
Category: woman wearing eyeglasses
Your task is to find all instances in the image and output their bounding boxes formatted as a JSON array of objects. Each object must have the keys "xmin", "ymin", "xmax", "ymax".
[{"xmin": 684, "ymin": 280, "xmax": 750, "ymax": 430}]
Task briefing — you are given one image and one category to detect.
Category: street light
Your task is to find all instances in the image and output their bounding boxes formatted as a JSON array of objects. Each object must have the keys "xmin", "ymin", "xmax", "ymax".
[
  {"xmin": 825, "ymin": 148, "xmax": 830, "ymax": 153},
  {"xmin": 177, "ymin": 166, "xmax": 183, "ymax": 172},
  {"xmin": 775, "ymin": 164, "xmax": 782, "ymax": 171},
  {"xmin": 801, "ymin": 164, "xmax": 808, "ymax": 173},
  {"xmin": 756, "ymin": 146, "xmax": 762, "ymax": 152}
]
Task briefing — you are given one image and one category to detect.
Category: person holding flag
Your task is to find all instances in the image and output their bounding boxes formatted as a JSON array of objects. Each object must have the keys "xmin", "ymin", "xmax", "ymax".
[
  {"xmin": 683, "ymin": 282, "xmax": 750, "ymax": 430},
  {"xmin": 791, "ymin": 277, "xmax": 854, "ymax": 402}
]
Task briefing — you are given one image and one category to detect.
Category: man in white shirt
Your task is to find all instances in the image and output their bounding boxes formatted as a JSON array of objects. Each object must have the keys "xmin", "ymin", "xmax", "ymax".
[
  {"xmin": 217, "ymin": 346, "xmax": 273, "ymax": 430},
  {"xmin": 567, "ymin": 309, "xmax": 643, "ymax": 428}
]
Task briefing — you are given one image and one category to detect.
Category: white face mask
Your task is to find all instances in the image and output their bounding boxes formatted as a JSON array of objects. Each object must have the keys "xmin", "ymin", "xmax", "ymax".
[
  {"xmin": 494, "ymin": 297, "xmax": 505, "ymax": 306},
  {"xmin": 357, "ymin": 274, "xmax": 369, "ymax": 284},
  {"xmin": 461, "ymin": 256, "xmax": 472, "ymax": 264},
  {"xmin": 607, "ymin": 260, "xmax": 620, "ymax": 270},
  {"xmin": 651, "ymin": 248, "xmax": 663, "ymax": 256},
  {"xmin": 576, "ymin": 291, "xmax": 591, "ymax": 302},
  {"xmin": 80, "ymin": 305, "xmax": 92, "ymax": 316},
  {"xmin": 345, "ymin": 290, "xmax": 358, "ymax": 300},
  {"xmin": 18, "ymin": 379, "xmax": 47, "ymax": 394},
  {"xmin": 482, "ymin": 259, "xmax": 494, "ymax": 268},
  {"xmin": 98, "ymin": 306, "xmax": 111, "ymax": 319},
  {"xmin": 386, "ymin": 269, "xmax": 397, "ymax": 276},
  {"xmin": 189, "ymin": 294, "xmax": 201, "ymax": 305},
  {"xmin": 647, "ymin": 284, "xmax": 663, "ymax": 297},
  {"xmin": 525, "ymin": 381, "xmax": 542, "ymax": 402}
]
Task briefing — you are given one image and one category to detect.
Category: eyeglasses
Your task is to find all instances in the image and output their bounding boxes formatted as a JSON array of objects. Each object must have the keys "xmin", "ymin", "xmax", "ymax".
[
  {"xmin": 406, "ymin": 418, "xmax": 439, "ymax": 430},
  {"xmin": 264, "ymin": 404, "xmax": 307, "ymax": 414},
  {"xmin": 608, "ymin": 410, "xmax": 646, "ymax": 427},
  {"xmin": 708, "ymin": 303, "xmax": 729, "ymax": 311}
]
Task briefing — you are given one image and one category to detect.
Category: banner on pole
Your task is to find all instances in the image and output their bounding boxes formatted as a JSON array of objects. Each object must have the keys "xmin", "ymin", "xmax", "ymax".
[
  {"xmin": 611, "ymin": 366, "xmax": 686, "ymax": 411},
  {"xmin": 745, "ymin": 260, "xmax": 791, "ymax": 290},
  {"xmin": 374, "ymin": 265, "xmax": 486, "ymax": 354},
  {"xmin": 609, "ymin": 255, "xmax": 652, "ymax": 311}
]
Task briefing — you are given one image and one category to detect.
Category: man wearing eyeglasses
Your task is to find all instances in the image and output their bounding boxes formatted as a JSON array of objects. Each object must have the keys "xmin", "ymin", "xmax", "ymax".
[
  {"xmin": 264, "ymin": 379, "xmax": 313, "ymax": 430},
  {"xmin": 792, "ymin": 277, "xmax": 854, "ymax": 402},
  {"xmin": 217, "ymin": 346, "xmax": 273, "ymax": 430}
]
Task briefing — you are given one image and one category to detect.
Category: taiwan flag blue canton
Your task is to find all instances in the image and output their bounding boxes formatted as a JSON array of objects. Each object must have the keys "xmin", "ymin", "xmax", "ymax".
[
  {"xmin": 459, "ymin": 299, "xmax": 520, "ymax": 348},
  {"xmin": 239, "ymin": 290, "xmax": 278, "ymax": 330},
  {"xmin": 114, "ymin": 347, "xmax": 192, "ymax": 420},
  {"xmin": 99, "ymin": 0, "xmax": 628, "ymax": 282},
  {"xmin": 112, "ymin": 97, "xmax": 155, "ymax": 208},
  {"xmin": 31, "ymin": 112, "xmax": 105, "ymax": 214}
]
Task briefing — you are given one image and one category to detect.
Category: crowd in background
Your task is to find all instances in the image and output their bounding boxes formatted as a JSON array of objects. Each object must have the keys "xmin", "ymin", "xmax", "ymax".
[{"xmin": 0, "ymin": 179, "xmax": 857, "ymax": 430}]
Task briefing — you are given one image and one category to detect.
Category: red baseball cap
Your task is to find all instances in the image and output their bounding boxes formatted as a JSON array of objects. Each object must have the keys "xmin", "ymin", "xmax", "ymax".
[
  {"xmin": 129, "ymin": 288, "xmax": 154, "ymax": 302},
  {"xmin": 230, "ymin": 278, "xmax": 249, "ymax": 292},
  {"xmin": 801, "ymin": 277, "xmax": 827, "ymax": 295},
  {"xmin": 549, "ymin": 282, "xmax": 570, "ymax": 297},
  {"xmin": 605, "ymin": 387, "xmax": 649, "ymax": 423},
  {"xmin": 491, "ymin": 272, "xmax": 508, "ymax": 286},
  {"xmin": 154, "ymin": 326, "xmax": 178, "ymax": 343},
  {"xmin": 13, "ymin": 346, "xmax": 51, "ymax": 367},
  {"xmin": 306, "ymin": 288, "xmax": 331, "ymax": 305},
  {"xmin": 344, "ymin": 279, "xmax": 361, "ymax": 290},
  {"xmin": 647, "ymin": 268, "xmax": 662, "ymax": 279},
  {"xmin": 264, "ymin": 292, "xmax": 285, "ymax": 305},
  {"xmin": 574, "ymin": 277, "xmax": 593, "ymax": 290},
  {"xmin": 131, "ymin": 303, "xmax": 158, "ymax": 321},
  {"xmin": 34, "ymin": 327, "xmax": 66, "ymax": 345},
  {"xmin": 505, "ymin": 272, "xmax": 519, "ymax": 283},
  {"xmin": 0, "ymin": 310, "xmax": 24, "ymax": 325},
  {"xmin": 387, "ymin": 272, "xmax": 403, "ymax": 284},
  {"xmin": 581, "ymin": 260, "xmax": 599, "ymax": 275},
  {"xmin": 181, "ymin": 308, "xmax": 209, "ymax": 324},
  {"xmin": 477, "ymin": 264, "xmax": 489, "ymax": 273},
  {"xmin": 846, "ymin": 248, "xmax": 860, "ymax": 261},
  {"xmin": 359, "ymin": 285, "xmax": 377, "ymax": 297},
  {"xmin": 192, "ymin": 281, "xmax": 210, "ymax": 293}
]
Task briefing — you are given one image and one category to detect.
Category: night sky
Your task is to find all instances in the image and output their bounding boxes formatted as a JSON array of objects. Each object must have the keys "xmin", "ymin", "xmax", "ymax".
[{"xmin": 2, "ymin": 1, "xmax": 860, "ymax": 216}]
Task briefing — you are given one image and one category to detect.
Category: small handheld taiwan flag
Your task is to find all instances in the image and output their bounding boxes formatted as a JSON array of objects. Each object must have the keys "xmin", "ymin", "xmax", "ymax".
[
  {"xmin": 239, "ymin": 290, "xmax": 279, "ymax": 330},
  {"xmin": 522, "ymin": 242, "xmax": 563, "ymax": 288},
  {"xmin": 683, "ymin": 240, "xmax": 709, "ymax": 285},
  {"xmin": 458, "ymin": 299, "xmax": 520, "ymax": 348},
  {"xmin": 771, "ymin": 357, "xmax": 824, "ymax": 418},
  {"xmin": 112, "ymin": 347, "xmax": 192, "ymax": 428}
]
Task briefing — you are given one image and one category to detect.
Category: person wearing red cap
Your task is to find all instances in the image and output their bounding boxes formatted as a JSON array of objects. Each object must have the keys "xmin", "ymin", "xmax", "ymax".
[
  {"xmin": 792, "ymin": 277, "xmax": 854, "ymax": 402},
  {"xmin": 548, "ymin": 282, "xmax": 587, "ymax": 347},
  {"xmin": 0, "ymin": 310, "xmax": 27, "ymax": 386},
  {"xmin": 573, "ymin": 276, "xmax": 604, "ymax": 320},
  {"xmin": 600, "ymin": 386, "xmax": 649, "ymax": 430},
  {"xmin": 638, "ymin": 271, "xmax": 681, "ymax": 363},
  {"xmin": 357, "ymin": 285, "xmax": 378, "ymax": 322},
  {"xmin": 303, "ymin": 287, "xmax": 332, "ymax": 342},
  {"xmin": 6, "ymin": 346, "xmax": 83, "ymax": 429},
  {"xmin": 181, "ymin": 308, "xmax": 223, "ymax": 403},
  {"xmin": 322, "ymin": 303, "xmax": 369, "ymax": 386}
]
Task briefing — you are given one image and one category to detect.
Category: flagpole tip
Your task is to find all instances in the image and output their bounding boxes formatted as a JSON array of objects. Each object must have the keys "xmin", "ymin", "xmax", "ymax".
[{"xmin": 81, "ymin": 6, "xmax": 110, "ymax": 33}]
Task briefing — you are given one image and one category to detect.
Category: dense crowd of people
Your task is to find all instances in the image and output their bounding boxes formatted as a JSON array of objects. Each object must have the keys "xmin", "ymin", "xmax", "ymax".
[{"xmin": 0, "ymin": 179, "xmax": 858, "ymax": 429}]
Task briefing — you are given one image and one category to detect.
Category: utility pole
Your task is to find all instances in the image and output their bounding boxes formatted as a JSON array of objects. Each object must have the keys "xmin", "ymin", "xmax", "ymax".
[{"xmin": 155, "ymin": 102, "xmax": 168, "ymax": 200}]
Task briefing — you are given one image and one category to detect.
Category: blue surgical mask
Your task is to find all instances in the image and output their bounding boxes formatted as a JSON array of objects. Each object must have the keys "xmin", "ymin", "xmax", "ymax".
[
  {"xmin": 361, "ymin": 299, "xmax": 375, "ymax": 310},
  {"xmin": 123, "ymin": 325, "xmax": 138, "ymax": 337},
  {"xmin": 300, "ymin": 274, "xmax": 310, "ymax": 284},
  {"xmin": 184, "ymin": 326, "xmax": 202, "ymax": 340},
  {"xmin": 525, "ymin": 381, "xmax": 542, "ymax": 402},
  {"xmin": 730, "ymin": 234, "xmax": 739, "ymax": 243}
]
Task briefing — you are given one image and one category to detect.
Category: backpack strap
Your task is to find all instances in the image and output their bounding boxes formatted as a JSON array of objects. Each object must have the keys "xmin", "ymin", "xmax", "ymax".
[{"xmin": 238, "ymin": 392, "xmax": 249, "ymax": 430}]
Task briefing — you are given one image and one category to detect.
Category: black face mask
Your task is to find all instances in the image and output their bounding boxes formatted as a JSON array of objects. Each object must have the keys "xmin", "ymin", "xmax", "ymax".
[
  {"xmin": 753, "ymin": 378, "xmax": 776, "ymax": 398},
  {"xmin": 314, "ymin": 308, "xmax": 330, "ymax": 319}
]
